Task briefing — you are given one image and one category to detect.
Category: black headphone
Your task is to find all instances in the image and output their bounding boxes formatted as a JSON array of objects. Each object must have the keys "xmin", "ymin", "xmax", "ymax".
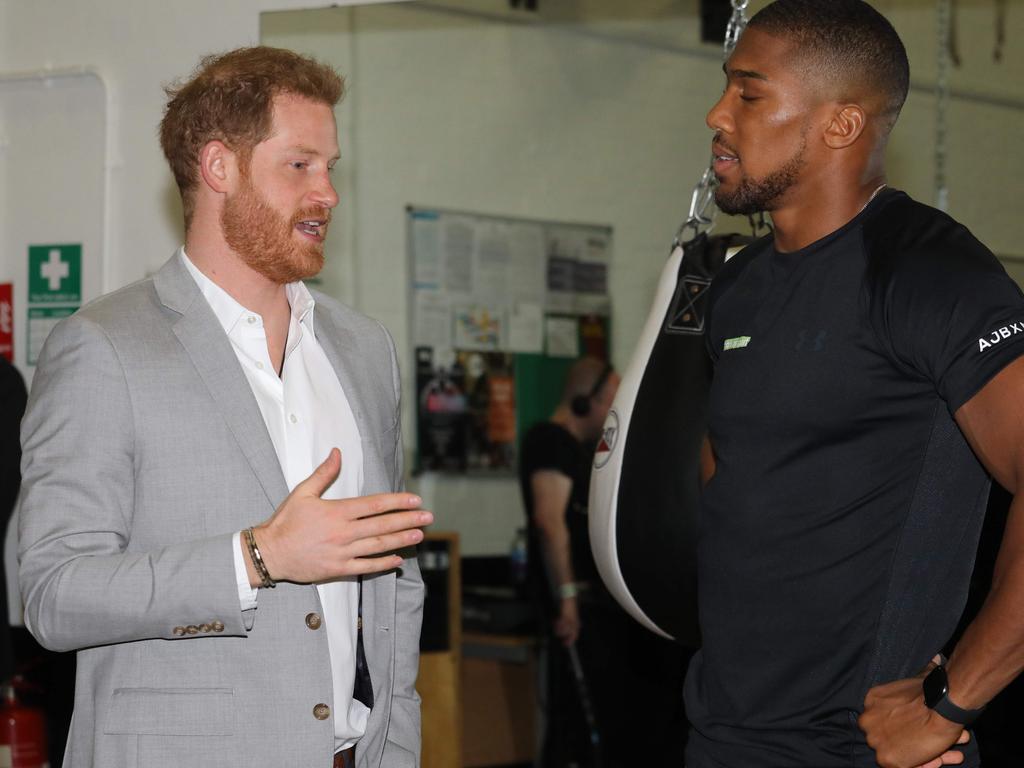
[{"xmin": 570, "ymin": 363, "xmax": 614, "ymax": 417}]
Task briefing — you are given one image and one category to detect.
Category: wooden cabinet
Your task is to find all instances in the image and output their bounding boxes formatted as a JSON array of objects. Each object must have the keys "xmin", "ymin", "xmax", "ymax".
[
  {"xmin": 419, "ymin": 532, "xmax": 462, "ymax": 768},
  {"xmin": 461, "ymin": 633, "xmax": 537, "ymax": 767}
]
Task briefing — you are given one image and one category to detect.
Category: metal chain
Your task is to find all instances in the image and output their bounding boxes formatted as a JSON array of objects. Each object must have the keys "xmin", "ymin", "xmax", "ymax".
[
  {"xmin": 674, "ymin": 166, "xmax": 718, "ymax": 247},
  {"xmin": 935, "ymin": 0, "xmax": 952, "ymax": 212},
  {"xmin": 675, "ymin": 0, "xmax": 750, "ymax": 246},
  {"xmin": 723, "ymin": 0, "xmax": 750, "ymax": 59},
  {"xmin": 994, "ymin": 0, "xmax": 1006, "ymax": 63}
]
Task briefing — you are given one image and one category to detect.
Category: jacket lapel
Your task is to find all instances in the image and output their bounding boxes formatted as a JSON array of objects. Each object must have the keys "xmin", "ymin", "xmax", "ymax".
[
  {"xmin": 314, "ymin": 304, "xmax": 396, "ymax": 671},
  {"xmin": 153, "ymin": 254, "xmax": 289, "ymax": 510},
  {"xmin": 313, "ymin": 305, "xmax": 386, "ymax": 494}
]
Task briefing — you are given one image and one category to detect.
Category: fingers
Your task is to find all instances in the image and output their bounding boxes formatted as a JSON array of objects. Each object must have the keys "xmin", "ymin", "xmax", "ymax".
[
  {"xmin": 554, "ymin": 619, "xmax": 575, "ymax": 646},
  {"xmin": 343, "ymin": 553, "xmax": 407, "ymax": 576},
  {"xmin": 344, "ymin": 525, "xmax": 427, "ymax": 559},
  {"xmin": 912, "ymin": 732, "xmax": 969, "ymax": 768},
  {"xmin": 264, "ymin": 482, "xmax": 431, "ymax": 583},
  {"xmin": 328, "ymin": 491, "xmax": 426, "ymax": 521},
  {"xmin": 295, "ymin": 448, "xmax": 342, "ymax": 499},
  {"xmin": 914, "ymin": 751, "xmax": 965, "ymax": 768},
  {"xmin": 938, "ymin": 748, "xmax": 965, "ymax": 765},
  {"xmin": 344, "ymin": 509, "xmax": 433, "ymax": 546}
]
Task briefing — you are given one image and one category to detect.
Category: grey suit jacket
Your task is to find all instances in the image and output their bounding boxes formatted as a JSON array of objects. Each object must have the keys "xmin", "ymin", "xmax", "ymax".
[{"xmin": 17, "ymin": 254, "xmax": 423, "ymax": 768}]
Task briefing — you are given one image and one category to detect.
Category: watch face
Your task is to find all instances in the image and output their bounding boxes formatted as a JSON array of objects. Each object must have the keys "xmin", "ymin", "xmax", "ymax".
[{"xmin": 923, "ymin": 665, "xmax": 949, "ymax": 709}]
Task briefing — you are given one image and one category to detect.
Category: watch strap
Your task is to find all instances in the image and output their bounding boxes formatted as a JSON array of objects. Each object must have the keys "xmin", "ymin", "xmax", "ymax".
[
  {"xmin": 932, "ymin": 692, "xmax": 985, "ymax": 726},
  {"xmin": 923, "ymin": 665, "xmax": 985, "ymax": 726}
]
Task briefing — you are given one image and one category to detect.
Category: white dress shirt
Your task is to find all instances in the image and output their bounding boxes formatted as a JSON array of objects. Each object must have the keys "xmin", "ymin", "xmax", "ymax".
[{"xmin": 181, "ymin": 248, "xmax": 369, "ymax": 752}]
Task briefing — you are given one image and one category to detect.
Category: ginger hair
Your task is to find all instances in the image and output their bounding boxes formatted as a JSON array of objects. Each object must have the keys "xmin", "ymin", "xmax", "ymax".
[{"xmin": 159, "ymin": 46, "xmax": 344, "ymax": 228}]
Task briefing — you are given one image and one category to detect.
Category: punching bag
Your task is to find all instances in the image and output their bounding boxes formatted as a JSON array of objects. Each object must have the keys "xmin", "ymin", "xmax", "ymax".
[{"xmin": 589, "ymin": 233, "xmax": 751, "ymax": 644}]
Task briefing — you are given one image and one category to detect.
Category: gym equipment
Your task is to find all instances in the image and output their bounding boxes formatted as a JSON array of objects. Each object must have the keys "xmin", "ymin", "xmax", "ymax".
[{"xmin": 588, "ymin": 0, "xmax": 752, "ymax": 644}]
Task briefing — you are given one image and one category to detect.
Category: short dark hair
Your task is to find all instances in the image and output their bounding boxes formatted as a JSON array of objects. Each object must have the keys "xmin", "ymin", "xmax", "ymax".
[
  {"xmin": 748, "ymin": 0, "xmax": 909, "ymax": 127},
  {"xmin": 160, "ymin": 46, "xmax": 344, "ymax": 228}
]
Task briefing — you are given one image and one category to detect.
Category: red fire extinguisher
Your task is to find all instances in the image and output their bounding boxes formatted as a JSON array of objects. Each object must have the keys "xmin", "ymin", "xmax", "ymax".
[{"xmin": 0, "ymin": 678, "xmax": 48, "ymax": 768}]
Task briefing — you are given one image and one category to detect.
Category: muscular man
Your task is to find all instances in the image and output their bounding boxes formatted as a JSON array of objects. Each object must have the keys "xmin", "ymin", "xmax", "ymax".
[
  {"xmin": 18, "ymin": 47, "xmax": 430, "ymax": 768},
  {"xmin": 690, "ymin": 2, "xmax": 1024, "ymax": 767}
]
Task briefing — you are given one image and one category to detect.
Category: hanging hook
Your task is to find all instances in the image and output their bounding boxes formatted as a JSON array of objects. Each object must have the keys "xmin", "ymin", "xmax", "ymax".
[
  {"xmin": 672, "ymin": 0, "xmax": 750, "ymax": 248},
  {"xmin": 724, "ymin": 0, "xmax": 750, "ymax": 59},
  {"xmin": 994, "ymin": 0, "xmax": 1006, "ymax": 63},
  {"xmin": 674, "ymin": 161, "xmax": 719, "ymax": 248}
]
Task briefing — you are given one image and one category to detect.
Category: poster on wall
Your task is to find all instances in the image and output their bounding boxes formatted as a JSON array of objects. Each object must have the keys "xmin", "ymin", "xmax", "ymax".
[
  {"xmin": 408, "ymin": 207, "xmax": 612, "ymax": 474},
  {"xmin": 416, "ymin": 346, "xmax": 469, "ymax": 473},
  {"xmin": 0, "ymin": 284, "xmax": 13, "ymax": 362},
  {"xmin": 25, "ymin": 244, "xmax": 82, "ymax": 365},
  {"xmin": 415, "ymin": 346, "xmax": 518, "ymax": 474}
]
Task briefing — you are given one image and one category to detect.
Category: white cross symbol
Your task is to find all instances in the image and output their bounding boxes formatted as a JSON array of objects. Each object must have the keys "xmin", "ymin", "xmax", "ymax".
[{"xmin": 41, "ymin": 249, "xmax": 69, "ymax": 291}]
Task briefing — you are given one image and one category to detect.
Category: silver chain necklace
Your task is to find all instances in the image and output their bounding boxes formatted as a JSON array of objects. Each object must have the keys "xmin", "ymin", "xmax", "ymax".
[{"xmin": 859, "ymin": 183, "xmax": 888, "ymax": 214}]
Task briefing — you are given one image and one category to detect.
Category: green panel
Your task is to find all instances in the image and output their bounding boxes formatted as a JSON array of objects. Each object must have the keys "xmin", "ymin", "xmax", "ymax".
[
  {"xmin": 514, "ymin": 315, "xmax": 613, "ymax": 454},
  {"xmin": 514, "ymin": 353, "xmax": 573, "ymax": 450},
  {"xmin": 28, "ymin": 244, "xmax": 82, "ymax": 304}
]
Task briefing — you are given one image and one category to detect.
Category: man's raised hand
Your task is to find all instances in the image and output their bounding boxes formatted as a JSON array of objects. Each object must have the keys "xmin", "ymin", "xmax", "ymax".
[{"xmin": 244, "ymin": 448, "xmax": 432, "ymax": 586}]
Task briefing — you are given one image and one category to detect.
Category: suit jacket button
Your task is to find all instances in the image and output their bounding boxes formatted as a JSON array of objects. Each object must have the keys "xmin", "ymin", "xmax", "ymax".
[
  {"xmin": 313, "ymin": 703, "xmax": 331, "ymax": 720},
  {"xmin": 186, "ymin": 625, "xmax": 199, "ymax": 634},
  {"xmin": 305, "ymin": 613, "xmax": 322, "ymax": 630},
  {"xmin": 211, "ymin": 620, "xmax": 225, "ymax": 633},
  {"xmin": 172, "ymin": 626, "xmax": 186, "ymax": 636},
  {"xmin": 199, "ymin": 624, "xmax": 212, "ymax": 633}
]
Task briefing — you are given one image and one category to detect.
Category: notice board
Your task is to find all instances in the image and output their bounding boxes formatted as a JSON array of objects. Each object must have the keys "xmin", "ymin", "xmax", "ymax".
[{"xmin": 407, "ymin": 206, "xmax": 612, "ymax": 474}]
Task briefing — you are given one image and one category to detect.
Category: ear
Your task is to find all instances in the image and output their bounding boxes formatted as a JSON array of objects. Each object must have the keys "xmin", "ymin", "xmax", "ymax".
[
  {"xmin": 198, "ymin": 140, "xmax": 238, "ymax": 195},
  {"xmin": 823, "ymin": 104, "xmax": 866, "ymax": 149}
]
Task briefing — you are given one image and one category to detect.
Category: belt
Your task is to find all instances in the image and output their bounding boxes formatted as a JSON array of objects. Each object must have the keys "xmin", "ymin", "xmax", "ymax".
[{"xmin": 333, "ymin": 746, "xmax": 356, "ymax": 768}]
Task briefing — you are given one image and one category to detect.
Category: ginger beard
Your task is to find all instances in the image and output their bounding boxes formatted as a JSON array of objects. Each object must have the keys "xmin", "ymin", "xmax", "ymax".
[{"xmin": 221, "ymin": 169, "xmax": 331, "ymax": 285}]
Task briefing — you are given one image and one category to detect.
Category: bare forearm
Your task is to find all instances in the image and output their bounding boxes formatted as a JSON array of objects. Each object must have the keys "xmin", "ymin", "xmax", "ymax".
[
  {"xmin": 537, "ymin": 520, "xmax": 575, "ymax": 594},
  {"xmin": 530, "ymin": 470, "xmax": 576, "ymax": 595},
  {"xmin": 946, "ymin": 493, "xmax": 1024, "ymax": 709}
]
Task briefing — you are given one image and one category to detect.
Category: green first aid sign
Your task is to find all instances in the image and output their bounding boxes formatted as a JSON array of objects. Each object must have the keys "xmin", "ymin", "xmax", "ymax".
[{"xmin": 29, "ymin": 244, "xmax": 81, "ymax": 304}]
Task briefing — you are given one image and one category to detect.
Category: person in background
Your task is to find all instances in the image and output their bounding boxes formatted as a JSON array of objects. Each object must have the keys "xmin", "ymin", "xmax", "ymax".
[
  {"xmin": 520, "ymin": 357, "xmax": 688, "ymax": 766},
  {"xmin": 0, "ymin": 356, "xmax": 26, "ymax": 683}
]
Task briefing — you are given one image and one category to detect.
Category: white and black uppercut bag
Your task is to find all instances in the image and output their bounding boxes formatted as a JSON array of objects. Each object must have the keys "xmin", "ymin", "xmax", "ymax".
[{"xmin": 589, "ymin": 233, "xmax": 751, "ymax": 645}]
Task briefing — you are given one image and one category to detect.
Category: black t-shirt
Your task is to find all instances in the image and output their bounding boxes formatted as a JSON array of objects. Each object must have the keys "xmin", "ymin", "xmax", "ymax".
[
  {"xmin": 685, "ymin": 189, "xmax": 1024, "ymax": 768},
  {"xmin": 519, "ymin": 421, "xmax": 597, "ymax": 602}
]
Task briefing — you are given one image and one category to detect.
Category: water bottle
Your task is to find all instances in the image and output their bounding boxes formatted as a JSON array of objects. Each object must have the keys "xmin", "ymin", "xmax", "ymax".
[{"xmin": 509, "ymin": 527, "xmax": 528, "ymax": 586}]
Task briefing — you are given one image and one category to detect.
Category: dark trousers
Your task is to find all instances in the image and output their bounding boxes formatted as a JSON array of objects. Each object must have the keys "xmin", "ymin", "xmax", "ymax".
[{"xmin": 539, "ymin": 588, "xmax": 692, "ymax": 767}]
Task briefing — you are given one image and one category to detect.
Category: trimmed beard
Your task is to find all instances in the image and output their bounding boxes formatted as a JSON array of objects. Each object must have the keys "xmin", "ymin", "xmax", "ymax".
[
  {"xmin": 220, "ymin": 173, "xmax": 329, "ymax": 285},
  {"xmin": 715, "ymin": 133, "xmax": 807, "ymax": 216}
]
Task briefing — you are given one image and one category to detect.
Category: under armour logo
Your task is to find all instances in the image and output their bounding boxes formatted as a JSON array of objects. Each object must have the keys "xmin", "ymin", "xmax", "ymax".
[{"xmin": 796, "ymin": 329, "xmax": 828, "ymax": 352}]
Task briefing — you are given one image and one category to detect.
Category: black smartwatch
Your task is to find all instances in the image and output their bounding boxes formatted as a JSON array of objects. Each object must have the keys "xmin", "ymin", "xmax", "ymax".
[{"xmin": 922, "ymin": 664, "xmax": 985, "ymax": 725}]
